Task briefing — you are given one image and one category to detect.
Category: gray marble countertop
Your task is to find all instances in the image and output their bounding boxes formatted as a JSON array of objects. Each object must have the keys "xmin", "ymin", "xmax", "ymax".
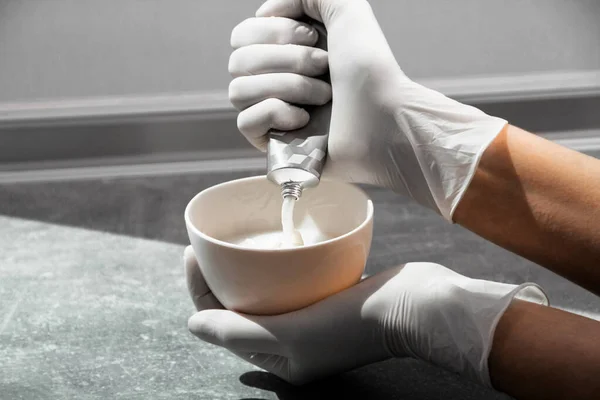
[{"xmin": 1, "ymin": 169, "xmax": 598, "ymax": 400}]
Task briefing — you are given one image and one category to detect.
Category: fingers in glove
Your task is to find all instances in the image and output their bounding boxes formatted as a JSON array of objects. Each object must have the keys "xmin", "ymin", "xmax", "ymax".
[
  {"xmin": 229, "ymin": 73, "xmax": 331, "ymax": 111},
  {"xmin": 229, "ymin": 44, "xmax": 328, "ymax": 78},
  {"xmin": 188, "ymin": 309, "xmax": 286, "ymax": 356},
  {"xmin": 183, "ymin": 246, "xmax": 224, "ymax": 311},
  {"xmin": 231, "ymin": 17, "xmax": 318, "ymax": 49},
  {"xmin": 237, "ymin": 98, "xmax": 310, "ymax": 151}
]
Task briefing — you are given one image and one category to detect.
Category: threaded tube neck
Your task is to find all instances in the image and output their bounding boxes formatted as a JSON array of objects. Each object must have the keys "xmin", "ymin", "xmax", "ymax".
[{"xmin": 281, "ymin": 181, "xmax": 302, "ymax": 200}]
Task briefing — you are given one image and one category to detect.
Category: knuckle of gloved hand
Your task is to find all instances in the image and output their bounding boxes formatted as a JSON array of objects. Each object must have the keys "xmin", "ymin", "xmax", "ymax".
[
  {"xmin": 230, "ymin": 18, "xmax": 255, "ymax": 48},
  {"xmin": 253, "ymin": 136, "xmax": 269, "ymax": 152},
  {"xmin": 293, "ymin": 76, "xmax": 317, "ymax": 103},
  {"xmin": 188, "ymin": 313, "xmax": 219, "ymax": 342},
  {"xmin": 214, "ymin": 314, "xmax": 244, "ymax": 349},
  {"xmin": 392, "ymin": 262, "xmax": 456, "ymax": 302},
  {"xmin": 304, "ymin": 79, "xmax": 331, "ymax": 105},
  {"xmin": 401, "ymin": 262, "xmax": 447, "ymax": 280},
  {"xmin": 236, "ymin": 113, "xmax": 253, "ymax": 137},
  {"xmin": 284, "ymin": 105, "xmax": 310, "ymax": 130},
  {"xmin": 228, "ymin": 49, "xmax": 245, "ymax": 77},
  {"xmin": 229, "ymin": 46, "xmax": 261, "ymax": 77},
  {"xmin": 264, "ymin": 98, "xmax": 286, "ymax": 121},
  {"xmin": 435, "ymin": 282, "xmax": 467, "ymax": 306},
  {"xmin": 290, "ymin": 46, "xmax": 309, "ymax": 74},
  {"xmin": 288, "ymin": 74, "xmax": 329, "ymax": 104},
  {"xmin": 183, "ymin": 245, "xmax": 195, "ymax": 263},
  {"xmin": 308, "ymin": 48, "xmax": 328, "ymax": 74},
  {"xmin": 289, "ymin": 22, "xmax": 317, "ymax": 45},
  {"xmin": 218, "ymin": 331, "xmax": 236, "ymax": 350},
  {"xmin": 228, "ymin": 78, "xmax": 248, "ymax": 110},
  {"xmin": 319, "ymin": 83, "xmax": 332, "ymax": 104},
  {"xmin": 419, "ymin": 262, "xmax": 449, "ymax": 275},
  {"xmin": 415, "ymin": 278, "xmax": 464, "ymax": 314}
]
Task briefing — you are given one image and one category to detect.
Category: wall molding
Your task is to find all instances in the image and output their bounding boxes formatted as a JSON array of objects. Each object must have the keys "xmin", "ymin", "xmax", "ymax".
[
  {"xmin": 0, "ymin": 156, "xmax": 265, "ymax": 184},
  {"xmin": 0, "ymin": 129, "xmax": 598, "ymax": 184},
  {"xmin": 424, "ymin": 69, "xmax": 600, "ymax": 103},
  {"xmin": 0, "ymin": 91, "xmax": 235, "ymax": 128},
  {"xmin": 1, "ymin": 69, "xmax": 599, "ymax": 171},
  {"xmin": 1, "ymin": 69, "xmax": 599, "ymax": 127}
]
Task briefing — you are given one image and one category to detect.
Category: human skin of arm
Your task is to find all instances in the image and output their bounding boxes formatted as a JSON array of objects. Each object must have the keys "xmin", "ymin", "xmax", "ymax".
[
  {"xmin": 489, "ymin": 300, "xmax": 600, "ymax": 399},
  {"xmin": 454, "ymin": 125, "xmax": 600, "ymax": 295}
]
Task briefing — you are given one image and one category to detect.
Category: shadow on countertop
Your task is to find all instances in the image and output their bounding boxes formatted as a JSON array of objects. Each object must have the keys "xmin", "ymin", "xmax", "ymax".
[
  {"xmin": 237, "ymin": 359, "xmax": 511, "ymax": 400},
  {"xmin": 0, "ymin": 170, "xmax": 254, "ymax": 244}
]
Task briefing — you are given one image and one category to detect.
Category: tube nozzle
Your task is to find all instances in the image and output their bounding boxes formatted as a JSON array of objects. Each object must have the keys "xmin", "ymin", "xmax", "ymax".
[{"xmin": 281, "ymin": 181, "xmax": 303, "ymax": 200}]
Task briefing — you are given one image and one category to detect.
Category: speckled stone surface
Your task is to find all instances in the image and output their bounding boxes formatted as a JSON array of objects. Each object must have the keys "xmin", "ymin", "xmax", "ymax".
[
  {"xmin": 0, "ymin": 160, "xmax": 599, "ymax": 399},
  {"xmin": 0, "ymin": 216, "xmax": 511, "ymax": 400}
]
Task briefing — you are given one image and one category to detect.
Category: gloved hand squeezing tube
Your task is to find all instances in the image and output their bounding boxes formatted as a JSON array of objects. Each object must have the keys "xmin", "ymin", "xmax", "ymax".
[{"xmin": 229, "ymin": 0, "xmax": 507, "ymax": 220}]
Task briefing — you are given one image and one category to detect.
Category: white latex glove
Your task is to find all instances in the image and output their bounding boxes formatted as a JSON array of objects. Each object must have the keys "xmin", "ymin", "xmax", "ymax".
[
  {"xmin": 228, "ymin": 0, "xmax": 508, "ymax": 220},
  {"xmin": 184, "ymin": 247, "xmax": 548, "ymax": 386}
]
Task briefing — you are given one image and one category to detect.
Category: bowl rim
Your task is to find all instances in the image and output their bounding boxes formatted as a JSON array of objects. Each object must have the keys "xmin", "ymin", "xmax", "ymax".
[{"xmin": 184, "ymin": 175, "xmax": 374, "ymax": 253}]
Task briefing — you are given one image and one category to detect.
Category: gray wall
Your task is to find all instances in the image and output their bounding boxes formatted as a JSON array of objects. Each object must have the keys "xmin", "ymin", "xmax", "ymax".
[{"xmin": 1, "ymin": 0, "xmax": 599, "ymax": 103}]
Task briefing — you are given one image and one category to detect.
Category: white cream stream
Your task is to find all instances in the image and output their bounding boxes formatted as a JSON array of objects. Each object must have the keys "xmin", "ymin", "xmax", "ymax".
[{"xmin": 281, "ymin": 196, "xmax": 304, "ymax": 248}]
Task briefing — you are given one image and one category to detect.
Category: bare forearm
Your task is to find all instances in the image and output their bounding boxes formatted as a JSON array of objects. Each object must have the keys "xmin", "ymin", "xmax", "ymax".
[
  {"xmin": 489, "ymin": 301, "xmax": 600, "ymax": 399},
  {"xmin": 454, "ymin": 125, "xmax": 600, "ymax": 294}
]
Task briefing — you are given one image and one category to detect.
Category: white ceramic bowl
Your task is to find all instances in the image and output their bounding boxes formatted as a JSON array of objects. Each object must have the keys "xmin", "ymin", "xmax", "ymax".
[{"xmin": 185, "ymin": 176, "xmax": 373, "ymax": 315}]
